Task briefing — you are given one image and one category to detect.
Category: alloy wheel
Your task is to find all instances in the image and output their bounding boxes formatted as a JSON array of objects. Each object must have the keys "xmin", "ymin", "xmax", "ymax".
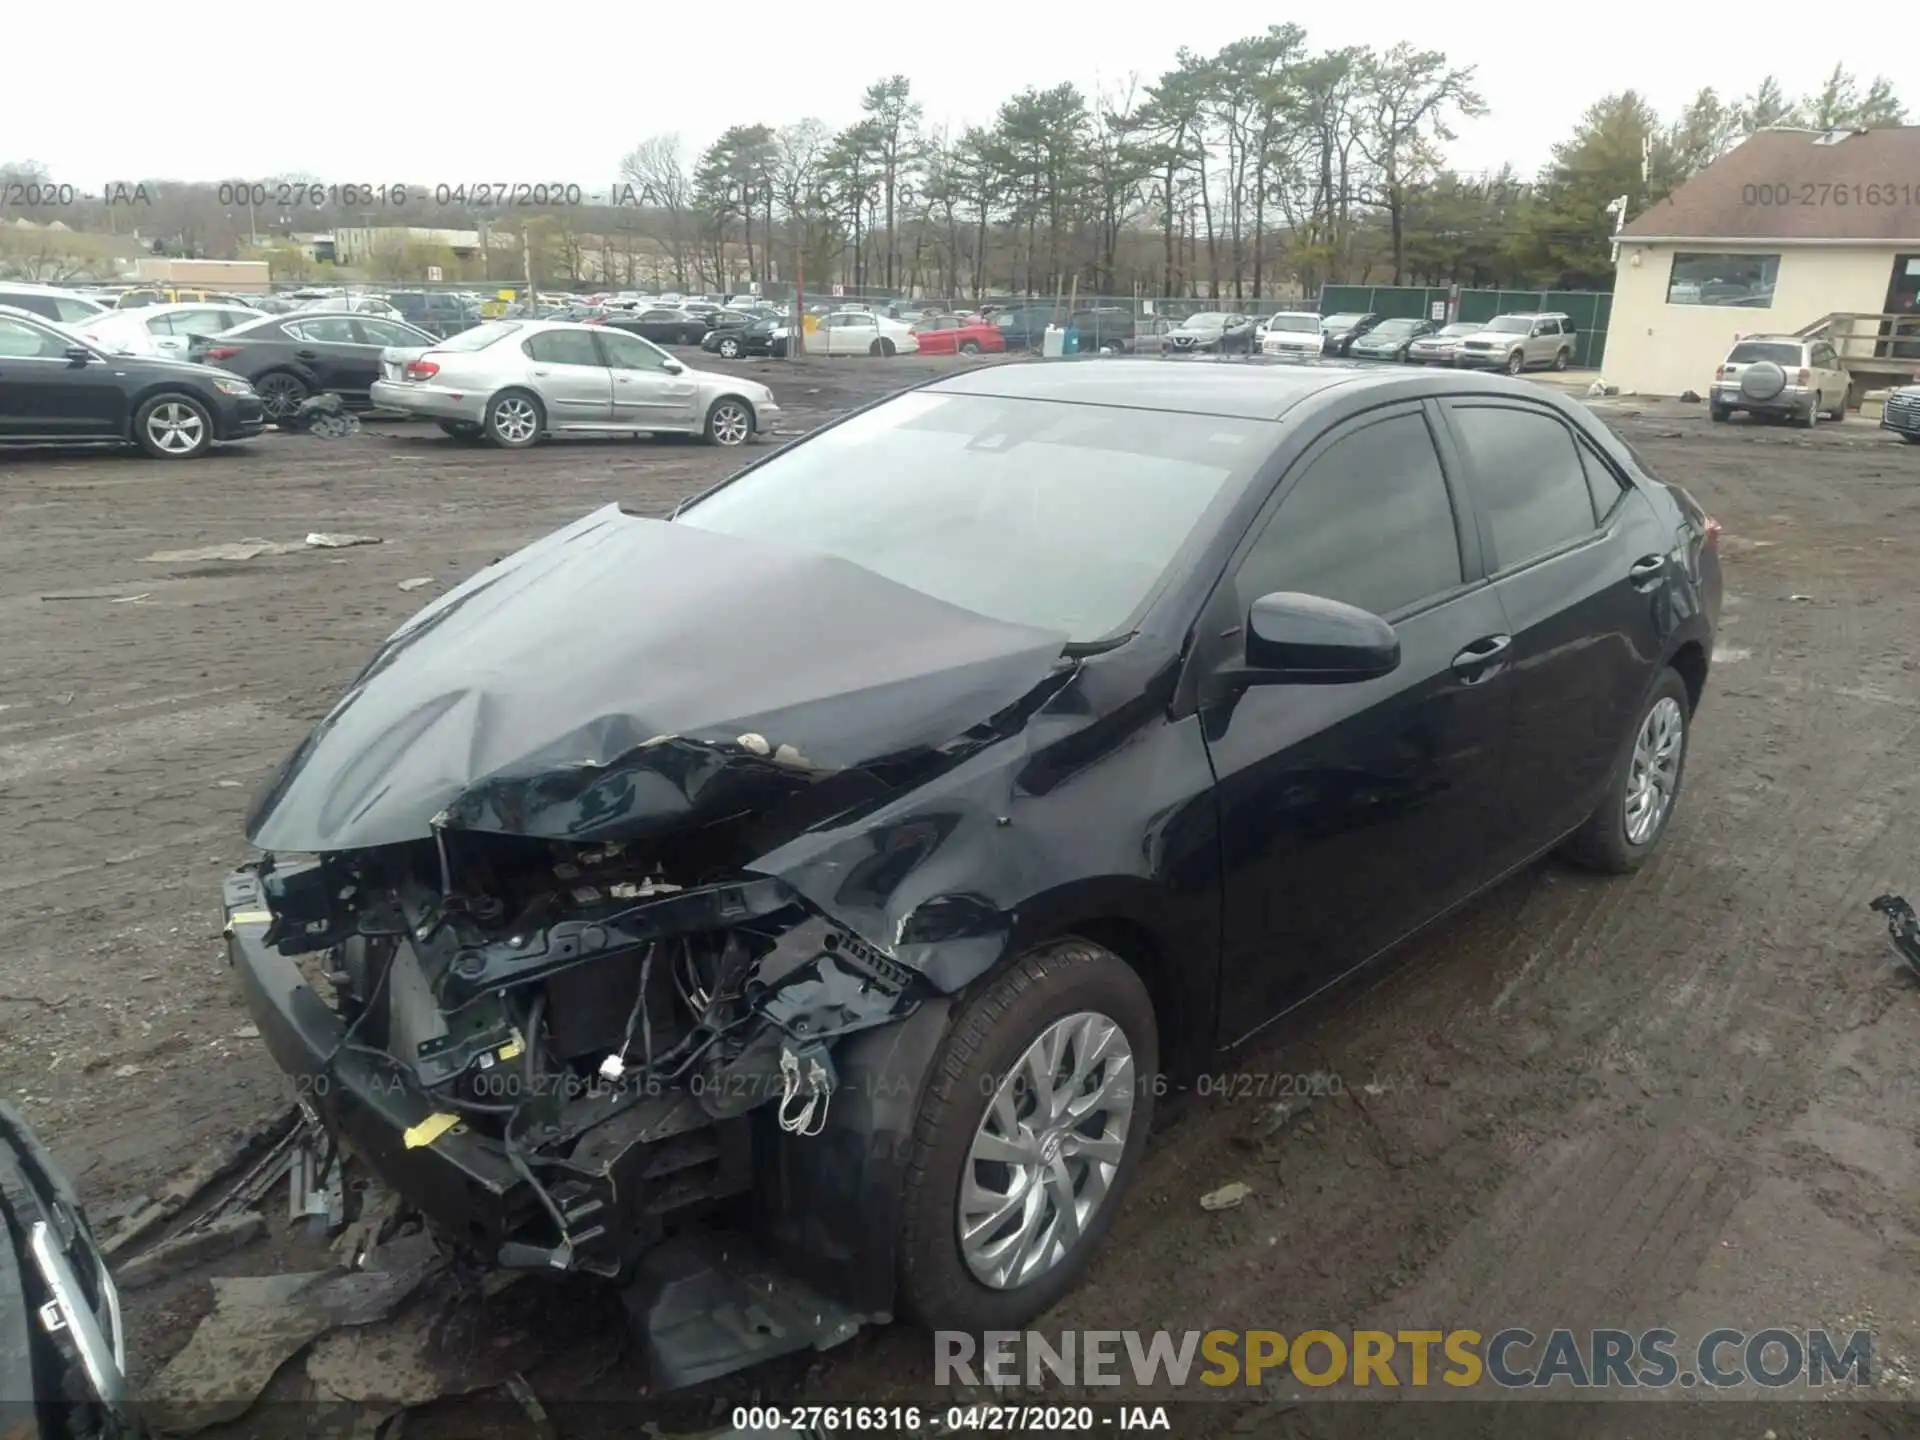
[
  {"xmin": 958, "ymin": 1010, "xmax": 1135, "ymax": 1290},
  {"xmin": 1624, "ymin": 696, "xmax": 1684, "ymax": 845},
  {"xmin": 145, "ymin": 402, "xmax": 206, "ymax": 455},
  {"xmin": 708, "ymin": 402, "xmax": 750, "ymax": 446},
  {"xmin": 257, "ymin": 374, "xmax": 306, "ymax": 420},
  {"xmin": 490, "ymin": 396, "xmax": 538, "ymax": 445},
  {"xmin": 719, "ymin": 337, "xmax": 741, "ymax": 358}
]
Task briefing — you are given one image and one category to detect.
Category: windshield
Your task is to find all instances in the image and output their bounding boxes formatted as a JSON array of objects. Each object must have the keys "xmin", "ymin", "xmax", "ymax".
[
  {"xmin": 1182, "ymin": 313, "xmax": 1229, "ymax": 329},
  {"xmin": 675, "ymin": 392, "xmax": 1267, "ymax": 642},
  {"xmin": 1727, "ymin": 341, "xmax": 1802, "ymax": 365},
  {"xmin": 1434, "ymin": 323, "xmax": 1477, "ymax": 338},
  {"xmin": 1371, "ymin": 319, "xmax": 1422, "ymax": 335},
  {"xmin": 1487, "ymin": 316, "xmax": 1533, "ymax": 333},
  {"xmin": 1268, "ymin": 315, "xmax": 1319, "ymax": 332},
  {"xmin": 1321, "ymin": 314, "xmax": 1365, "ymax": 329},
  {"xmin": 433, "ymin": 321, "xmax": 521, "ymax": 351}
]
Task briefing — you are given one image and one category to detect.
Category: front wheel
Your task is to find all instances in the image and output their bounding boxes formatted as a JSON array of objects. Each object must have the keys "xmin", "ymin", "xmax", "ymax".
[
  {"xmin": 484, "ymin": 389, "xmax": 543, "ymax": 448},
  {"xmin": 1505, "ymin": 349, "xmax": 1526, "ymax": 376},
  {"xmin": 1561, "ymin": 667, "xmax": 1691, "ymax": 873},
  {"xmin": 133, "ymin": 394, "xmax": 213, "ymax": 459},
  {"xmin": 1553, "ymin": 348, "xmax": 1571, "ymax": 371},
  {"xmin": 704, "ymin": 397, "xmax": 752, "ymax": 446},
  {"xmin": 958, "ymin": 339, "xmax": 981, "ymax": 356},
  {"xmin": 897, "ymin": 939, "xmax": 1157, "ymax": 1331},
  {"xmin": 716, "ymin": 336, "xmax": 742, "ymax": 359}
]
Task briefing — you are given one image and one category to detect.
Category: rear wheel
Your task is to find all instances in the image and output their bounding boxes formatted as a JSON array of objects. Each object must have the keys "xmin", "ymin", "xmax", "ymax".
[
  {"xmin": 1828, "ymin": 392, "xmax": 1847, "ymax": 421},
  {"xmin": 897, "ymin": 939, "xmax": 1157, "ymax": 1331},
  {"xmin": 483, "ymin": 389, "xmax": 543, "ymax": 448},
  {"xmin": 1553, "ymin": 347, "xmax": 1571, "ymax": 371},
  {"xmin": 1709, "ymin": 402, "xmax": 1729, "ymax": 423},
  {"xmin": 958, "ymin": 339, "xmax": 981, "ymax": 356},
  {"xmin": 872, "ymin": 338, "xmax": 896, "ymax": 358},
  {"xmin": 1802, "ymin": 397, "xmax": 1819, "ymax": 429},
  {"xmin": 1562, "ymin": 667, "xmax": 1691, "ymax": 873},
  {"xmin": 255, "ymin": 371, "xmax": 309, "ymax": 423},
  {"xmin": 133, "ymin": 394, "xmax": 213, "ymax": 459}
]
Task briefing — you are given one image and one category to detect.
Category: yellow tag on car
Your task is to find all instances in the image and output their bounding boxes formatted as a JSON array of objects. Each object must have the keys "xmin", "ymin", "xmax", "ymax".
[
  {"xmin": 403, "ymin": 1113, "xmax": 462, "ymax": 1149},
  {"xmin": 223, "ymin": 910, "xmax": 272, "ymax": 936}
]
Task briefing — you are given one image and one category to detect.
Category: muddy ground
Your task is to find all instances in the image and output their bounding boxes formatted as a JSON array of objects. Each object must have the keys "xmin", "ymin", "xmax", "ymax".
[{"xmin": 3, "ymin": 354, "xmax": 1919, "ymax": 1437}]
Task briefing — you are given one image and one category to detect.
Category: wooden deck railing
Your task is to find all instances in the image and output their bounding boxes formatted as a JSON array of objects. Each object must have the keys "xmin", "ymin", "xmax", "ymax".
[{"xmin": 1795, "ymin": 312, "xmax": 1920, "ymax": 373}]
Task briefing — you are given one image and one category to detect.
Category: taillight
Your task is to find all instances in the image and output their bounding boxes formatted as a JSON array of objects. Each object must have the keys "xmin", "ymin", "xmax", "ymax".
[
  {"xmin": 405, "ymin": 359, "xmax": 440, "ymax": 379},
  {"xmin": 1714, "ymin": 365, "xmax": 1727, "ymax": 379},
  {"xmin": 203, "ymin": 346, "xmax": 241, "ymax": 360},
  {"xmin": 1796, "ymin": 367, "xmax": 1811, "ymax": 386},
  {"xmin": 1704, "ymin": 515, "xmax": 1722, "ymax": 545}
]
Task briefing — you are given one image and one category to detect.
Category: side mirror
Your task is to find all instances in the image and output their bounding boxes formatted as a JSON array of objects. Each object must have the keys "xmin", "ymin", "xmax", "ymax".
[
  {"xmin": 1243, "ymin": 591, "xmax": 1400, "ymax": 684},
  {"xmin": 64, "ymin": 346, "xmax": 92, "ymax": 366},
  {"xmin": 662, "ymin": 360, "xmax": 684, "ymax": 374}
]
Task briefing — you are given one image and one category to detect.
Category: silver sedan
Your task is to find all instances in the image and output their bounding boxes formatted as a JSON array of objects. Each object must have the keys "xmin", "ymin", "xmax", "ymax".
[{"xmin": 368, "ymin": 319, "xmax": 780, "ymax": 448}]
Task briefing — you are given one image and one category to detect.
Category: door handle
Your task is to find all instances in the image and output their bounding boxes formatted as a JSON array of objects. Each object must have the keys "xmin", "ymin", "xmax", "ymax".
[
  {"xmin": 1451, "ymin": 634, "xmax": 1512, "ymax": 683},
  {"xmin": 1627, "ymin": 555, "xmax": 1666, "ymax": 591},
  {"xmin": 294, "ymin": 349, "xmax": 319, "ymax": 359},
  {"xmin": 532, "ymin": 369, "xmax": 550, "ymax": 377}
]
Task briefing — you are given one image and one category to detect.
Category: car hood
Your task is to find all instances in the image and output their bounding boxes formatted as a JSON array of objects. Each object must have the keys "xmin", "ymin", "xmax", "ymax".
[
  {"xmin": 246, "ymin": 504, "xmax": 1070, "ymax": 853},
  {"xmin": 96, "ymin": 349, "xmax": 237, "ymax": 380}
]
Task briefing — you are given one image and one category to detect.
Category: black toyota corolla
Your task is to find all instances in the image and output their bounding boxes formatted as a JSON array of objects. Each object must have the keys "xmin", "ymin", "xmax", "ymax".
[{"xmin": 222, "ymin": 359, "xmax": 1719, "ymax": 1387}]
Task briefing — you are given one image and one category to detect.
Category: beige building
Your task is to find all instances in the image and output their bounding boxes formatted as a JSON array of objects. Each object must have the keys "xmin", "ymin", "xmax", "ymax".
[{"xmin": 1603, "ymin": 127, "xmax": 1920, "ymax": 397}]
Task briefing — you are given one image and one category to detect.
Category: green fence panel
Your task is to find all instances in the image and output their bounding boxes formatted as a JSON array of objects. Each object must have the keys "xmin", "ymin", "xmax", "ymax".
[{"xmin": 1317, "ymin": 285, "xmax": 1613, "ymax": 366}]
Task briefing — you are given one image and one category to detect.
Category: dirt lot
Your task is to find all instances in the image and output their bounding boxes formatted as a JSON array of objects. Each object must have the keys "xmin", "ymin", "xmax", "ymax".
[{"xmin": 4, "ymin": 354, "xmax": 1920, "ymax": 1434}]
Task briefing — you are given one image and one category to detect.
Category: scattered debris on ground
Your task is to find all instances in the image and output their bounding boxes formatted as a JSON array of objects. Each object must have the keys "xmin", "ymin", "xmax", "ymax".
[
  {"xmin": 143, "ymin": 533, "xmax": 382, "ymax": 563},
  {"xmin": 1200, "ymin": 1181, "xmax": 1254, "ymax": 1212}
]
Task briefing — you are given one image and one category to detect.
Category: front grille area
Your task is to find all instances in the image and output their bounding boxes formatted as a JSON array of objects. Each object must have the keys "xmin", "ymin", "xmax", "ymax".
[{"xmin": 1885, "ymin": 393, "xmax": 1920, "ymax": 432}]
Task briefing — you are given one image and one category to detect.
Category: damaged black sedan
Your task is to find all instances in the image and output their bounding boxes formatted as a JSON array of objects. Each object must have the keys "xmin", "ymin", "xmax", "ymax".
[{"xmin": 223, "ymin": 360, "xmax": 1720, "ymax": 1386}]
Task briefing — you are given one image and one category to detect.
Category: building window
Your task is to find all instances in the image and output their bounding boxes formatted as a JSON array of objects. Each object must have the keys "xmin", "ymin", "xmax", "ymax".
[{"xmin": 1666, "ymin": 253, "xmax": 1779, "ymax": 308}]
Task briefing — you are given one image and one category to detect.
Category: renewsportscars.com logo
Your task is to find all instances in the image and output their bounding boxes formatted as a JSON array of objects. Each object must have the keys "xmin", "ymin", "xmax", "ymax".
[{"xmin": 936, "ymin": 1327, "xmax": 1874, "ymax": 1391}]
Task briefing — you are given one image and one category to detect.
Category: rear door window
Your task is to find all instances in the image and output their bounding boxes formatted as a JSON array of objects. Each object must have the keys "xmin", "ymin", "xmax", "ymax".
[
  {"xmin": 1447, "ymin": 404, "xmax": 1599, "ymax": 568},
  {"xmin": 524, "ymin": 329, "xmax": 603, "ymax": 366}
]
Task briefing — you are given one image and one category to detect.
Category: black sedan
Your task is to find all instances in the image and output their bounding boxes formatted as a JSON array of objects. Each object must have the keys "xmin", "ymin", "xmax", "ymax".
[
  {"xmin": 1320, "ymin": 311, "xmax": 1384, "ymax": 356},
  {"xmin": 701, "ymin": 316, "xmax": 785, "ymax": 359},
  {"xmin": 0, "ymin": 306, "xmax": 264, "ymax": 458},
  {"xmin": 220, "ymin": 358, "xmax": 1717, "ymax": 1384},
  {"xmin": 191, "ymin": 312, "xmax": 438, "ymax": 420},
  {"xmin": 1347, "ymin": 316, "xmax": 1438, "ymax": 362},
  {"xmin": 596, "ymin": 307, "xmax": 711, "ymax": 346},
  {"xmin": 1162, "ymin": 311, "xmax": 1259, "ymax": 354}
]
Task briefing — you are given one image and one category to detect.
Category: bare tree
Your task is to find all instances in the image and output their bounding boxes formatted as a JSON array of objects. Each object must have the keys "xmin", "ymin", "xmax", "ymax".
[{"xmin": 619, "ymin": 134, "xmax": 694, "ymax": 290}]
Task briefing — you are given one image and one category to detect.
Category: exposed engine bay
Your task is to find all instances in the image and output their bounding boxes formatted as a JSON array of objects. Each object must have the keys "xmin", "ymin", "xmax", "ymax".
[{"xmin": 252, "ymin": 821, "xmax": 920, "ymax": 1277}]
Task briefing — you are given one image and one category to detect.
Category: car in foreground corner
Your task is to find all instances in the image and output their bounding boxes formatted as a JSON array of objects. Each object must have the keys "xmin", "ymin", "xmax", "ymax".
[
  {"xmin": 0, "ymin": 1104, "xmax": 133, "ymax": 1439},
  {"xmin": 223, "ymin": 358, "xmax": 1718, "ymax": 1394},
  {"xmin": 0, "ymin": 306, "xmax": 263, "ymax": 458},
  {"xmin": 1882, "ymin": 382, "xmax": 1920, "ymax": 443},
  {"xmin": 369, "ymin": 319, "xmax": 778, "ymax": 446}
]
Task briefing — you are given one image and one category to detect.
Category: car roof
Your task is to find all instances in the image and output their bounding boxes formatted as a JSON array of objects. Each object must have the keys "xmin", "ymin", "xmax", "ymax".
[
  {"xmin": 923, "ymin": 356, "xmax": 1584, "ymax": 422},
  {"xmin": 1733, "ymin": 333, "xmax": 1804, "ymax": 343}
]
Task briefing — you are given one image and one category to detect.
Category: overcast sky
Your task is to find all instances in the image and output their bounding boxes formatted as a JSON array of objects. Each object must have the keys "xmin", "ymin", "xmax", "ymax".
[{"xmin": 5, "ymin": 7, "xmax": 1905, "ymax": 189}]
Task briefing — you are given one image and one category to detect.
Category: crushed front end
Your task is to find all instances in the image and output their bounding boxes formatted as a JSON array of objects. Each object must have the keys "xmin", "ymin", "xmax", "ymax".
[{"xmin": 222, "ymin": 828, "xmax": 931, "ymax": 1385}]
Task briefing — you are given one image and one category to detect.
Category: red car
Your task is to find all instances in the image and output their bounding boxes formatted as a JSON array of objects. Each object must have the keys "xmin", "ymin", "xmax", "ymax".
[{"xmin": 909, "ymin": 314, "xmax": 1005, "ymax": 356}]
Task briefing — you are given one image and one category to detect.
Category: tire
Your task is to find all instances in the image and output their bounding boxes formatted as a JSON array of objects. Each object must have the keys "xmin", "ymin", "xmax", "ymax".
[
  {"xmin": 1828, "ymin": 392, "xmax": 1847, "ymax": 422},
  {"xmin": 717, "ymin": 336, "xmax": 742, "ymax": 359},
  {"xmin": 1553, "ymin": 348, "xmax": 1571, "ymax": 371},
  {"xmin": 133, "ymin": 393, "xmax": 214, "ymax": 459},
  {"xmin": 897, "ymin": 938, "xmax": 1157, "ymax": 1332},
  {"xmin": 254, "ymin": 371, "xmax": 309, "ymax": 423},
  {"xmin": 958, "ymin": 340, "xmax": 981, "ymax": 356},
  {"xmin": 437, "ymin": 420, "xmax": 481, "ymax": 439},
  {"xmin": 703, "ymin": 396, "xmax": 752, "ymax": 447},
  {"xmin": 1802, "ymin": 398, "xmax": 1819, "ymax": 429},
  {"xmin": 1505, "ymin": 349, "xmax": 1526, "ymax": 376},
  {"xmin": 483, "ymin": 389, "xmax": 543, "ymax": 448},
  {"xmin": 1709, "ymin": 402, "xmax": 1729, "ymax": 423},
  {"xmin": 1561, "ymin": 667, "xmax": 1692, "ymax": 874},
  {"xmin": 870, "ymin": 338, "xmax": 896, "ymax": 358}
]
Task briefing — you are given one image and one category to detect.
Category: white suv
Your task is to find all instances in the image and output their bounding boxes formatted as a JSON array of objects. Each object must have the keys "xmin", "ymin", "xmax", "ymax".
[
  {"xmin": 1453, "ymin": 312, "xmax": 1576, "ymax": 374},
  {"xmin": 1710, "ymin": 336, "xmax": 1847, "ymax": 427},
  {"xmin": 1259, "ymin": 311, "xmax": 1324, "ymax": 356}
]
